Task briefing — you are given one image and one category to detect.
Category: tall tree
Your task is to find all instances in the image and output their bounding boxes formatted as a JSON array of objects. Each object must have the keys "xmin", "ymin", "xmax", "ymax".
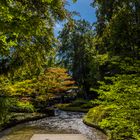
[
  {"xmin": 0, "ymin": 0, "xmax": 71, "ymax": 123},
  {"xmin": 85, "ymin": 1, "xmax": 140, "ymax": 139},
  {"xmin": 92, "ymin": 0, "xmax": 140, "ymax": 58},
  {"xmin": 58, "ymin": 20, "xmax": 97, "ymax": 97},
  {"xmin": 0, "ymin": 0, "xmax": 68, "ymax": 78}
]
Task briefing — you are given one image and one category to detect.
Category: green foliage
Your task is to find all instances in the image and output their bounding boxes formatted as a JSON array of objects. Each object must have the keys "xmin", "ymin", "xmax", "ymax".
[
  {"xmin": 72, "ymin": 0, "xmax": 77, "ymax": 3},
  {"xmin": 93, "ymin": 72, "xmax": 140, "ymax": 140},
  {"xmin": 0, "ymin": 0, "xmax": 68, "ymax": 80},
  {"xmin": 0, "ymin": 67, "xmax": 75, "ymax": 124},
  {"xmin": 68, "ymin": 99, "xmax": 93, "ymax": 109},
  {"xmin": 16, "ymin": 101, "xmax": 35, "ymax": 113},
  {"xmin": 58, "ymin": 19, "xmax": 97, "ymax": 95},
  {"xmin": 81, "ymin": 101, "xmax": 94, "ymax": 109},
  {"xmin": 2, "ymin": 67, "xmax": 75, "ymax": 100},
  {"xmin": 85, "ymin": 1, "xmax": 140, "ymax": 139},
  {"xmin": 56, "ymin": 103, "xmax": 89, "ymax": 113},
  {"xmin": 84, "ymin": 105, "xmax": 115, "ymax": 126},
  {"xmin": 92, "ymin": 0, "xmax": 140, "ymax": 58},
  {"xmin": 69, "ymin": 99, "xmax": 89, "ymax": 107},
  {"xmin": 57, "ymin": 98, "xmax": 93, "ymax": 112},
  {"xmin": 0, "ymin": 2, "xmax": 140, "ymax": 140},
  {"xmin": 0, "ymin": 97, "xmax": 14, "ymax": 124},
  {"xmin": 0, "ymin": 0, "xmax": 75, "ymax": 126}
]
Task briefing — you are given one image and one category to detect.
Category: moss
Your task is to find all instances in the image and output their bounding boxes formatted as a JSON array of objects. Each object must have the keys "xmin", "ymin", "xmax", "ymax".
[{"xmin": 83, "ymin": 105, "xmax": 115, "ymax": 135}]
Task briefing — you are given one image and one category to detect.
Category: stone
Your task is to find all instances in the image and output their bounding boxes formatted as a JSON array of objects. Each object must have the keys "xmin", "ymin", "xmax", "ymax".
[{"xmin": 30, "ymin": 134, "xmax": 88, "ymax": 140}]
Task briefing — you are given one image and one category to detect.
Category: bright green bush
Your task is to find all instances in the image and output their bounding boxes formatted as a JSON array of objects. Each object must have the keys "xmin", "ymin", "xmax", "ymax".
[
  {"xmin": 16, "ymin": 101, "xmax": 35, "ymax": 113},
  {"xmin": 95, "ymin": 74, "xmax": 140, "ymax": 140},
  {"xmin": 84, "ymin": 105, "xmax": 115, "ymax": 126}
]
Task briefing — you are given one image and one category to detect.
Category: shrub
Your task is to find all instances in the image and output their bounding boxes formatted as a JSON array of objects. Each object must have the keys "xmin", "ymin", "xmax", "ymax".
[
  {"xmin": 16, "ymin": 101, "xmax": 35, "ymax": 113},
  {"xmin": 94, "ymin": 74, "xmax": 140, "ymax": 140},
  {"xmin": 84, "ymin": 105, "xmax": 115, "ymax": 126}
]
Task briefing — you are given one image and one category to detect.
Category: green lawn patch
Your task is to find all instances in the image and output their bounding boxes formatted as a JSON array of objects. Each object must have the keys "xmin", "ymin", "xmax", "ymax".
[{"xmin": 56, "ymin": 99, "xmax": 94, "ymax": 113}]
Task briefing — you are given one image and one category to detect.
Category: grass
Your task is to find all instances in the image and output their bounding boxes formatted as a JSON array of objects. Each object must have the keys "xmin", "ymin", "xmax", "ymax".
[
  {"xmin": 56, "ymin": 99, "xmax": 94, "ymax": 113},
  {"xmin": 57, "ymin": 104, "xmax": 89, "ymax": 112}
]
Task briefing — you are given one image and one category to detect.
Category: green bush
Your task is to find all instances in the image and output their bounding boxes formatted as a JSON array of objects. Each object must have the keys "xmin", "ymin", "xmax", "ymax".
[
  {"xmin": 92, "ymin": 74, "xmax": 140, "ymax": 140},
  {"xmin": 16, "ymin": 101, "xmax": 35, "ymax": 113},
  {"xmin": 84, "ymin": 105, "xmax": 115, "ymax": 126}
]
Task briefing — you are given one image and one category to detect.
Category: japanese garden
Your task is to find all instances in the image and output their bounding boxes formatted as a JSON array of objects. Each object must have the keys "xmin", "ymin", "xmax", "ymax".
[{"xmin": 0, "ymin": 0, "xmax": 140, "ymax": 140}]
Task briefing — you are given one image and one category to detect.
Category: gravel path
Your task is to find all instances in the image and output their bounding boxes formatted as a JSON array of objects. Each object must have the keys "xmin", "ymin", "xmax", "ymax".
[{"xmin": 0, "ymin": 110, "xmax": 107, "ymax": 140}]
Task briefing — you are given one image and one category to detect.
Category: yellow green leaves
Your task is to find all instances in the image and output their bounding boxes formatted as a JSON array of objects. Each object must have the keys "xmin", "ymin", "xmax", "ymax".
[
  {"xmin": 16, "ymin": 101, "xmax": 35, "ymax": 112},
  {"xmin": 44, "ymin": 0, "xmax": 53, "ymax": 3},
  {"xmin": 0, "ymin": 0, "xmax": 67, "ymax": 74},
  {"xmin": 96, "ymin": 74, "xmax": 140, "ymax": 139},
  {"xmin": 1, "ymin": 67, "xmax": 75, "ymax": 101}
]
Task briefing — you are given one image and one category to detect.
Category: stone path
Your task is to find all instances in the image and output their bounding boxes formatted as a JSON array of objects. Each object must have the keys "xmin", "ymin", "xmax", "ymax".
[{"xmin": 30, "ymin": 134, "xmax": 88, "ymax": 140}]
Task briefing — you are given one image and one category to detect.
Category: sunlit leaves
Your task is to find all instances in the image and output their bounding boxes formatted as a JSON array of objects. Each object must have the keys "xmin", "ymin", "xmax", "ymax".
[
  {"xmin": 0, "ymin": 0, "xmax": 67, "ymax": 74},
  {"xmin": 96, "ymin": 72, "xmax": 140, "ymax": 139},
  {"xmin": 88, "ymin": 1, "xmax": 140, "ymax": 139},
  {"xmin": 2, "ymin": 67, "xmax": 75, "ymax": 101}
]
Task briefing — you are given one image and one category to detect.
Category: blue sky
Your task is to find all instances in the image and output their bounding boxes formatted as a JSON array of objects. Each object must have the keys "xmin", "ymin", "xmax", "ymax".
[
  {"xmin": 66, "ymin": 0, "xmax": 96, "ymax": 23},
  {"xmin": 54, "ymin": 0, "xmax": 96, "ymax": 35}
]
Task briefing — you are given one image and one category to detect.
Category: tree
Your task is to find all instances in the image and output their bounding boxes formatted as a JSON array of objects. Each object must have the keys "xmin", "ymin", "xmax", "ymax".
[
  {"xmin": 85, "ymin": 1, "xmax": 140, "ymax": 139},
  {"xmin": 0, "ymin": 0, "xmax": 73, "ymax": 124},
  {"xmin": 92, "ymin": 0, "xmax": 140, "ymax": 58},
  {"xmin": 96, "ymin": 72, "xmax": 140, "ymax": 139},
  {"xmin": 0, "ymin": 0, "xmax": 68, "ymax": 78},
  {"xmin": 2, "ymin": 67, "xmax": 75, "ymax": 101},
  {"xmin": 58, "ymin": 19, "xmax": 97, "ymax": 97}
]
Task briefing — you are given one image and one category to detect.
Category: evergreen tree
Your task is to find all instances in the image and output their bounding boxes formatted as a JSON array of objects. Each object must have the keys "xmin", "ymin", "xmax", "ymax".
[{"xmin": 58, "ymin": 20, "xmax": 97, "ymax": 97}]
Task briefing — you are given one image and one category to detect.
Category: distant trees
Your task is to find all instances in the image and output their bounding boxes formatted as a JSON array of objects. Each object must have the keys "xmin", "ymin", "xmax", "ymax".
[{"xmin": 58, "ymin": 20, "xmax": 98, "ymax": 97}]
